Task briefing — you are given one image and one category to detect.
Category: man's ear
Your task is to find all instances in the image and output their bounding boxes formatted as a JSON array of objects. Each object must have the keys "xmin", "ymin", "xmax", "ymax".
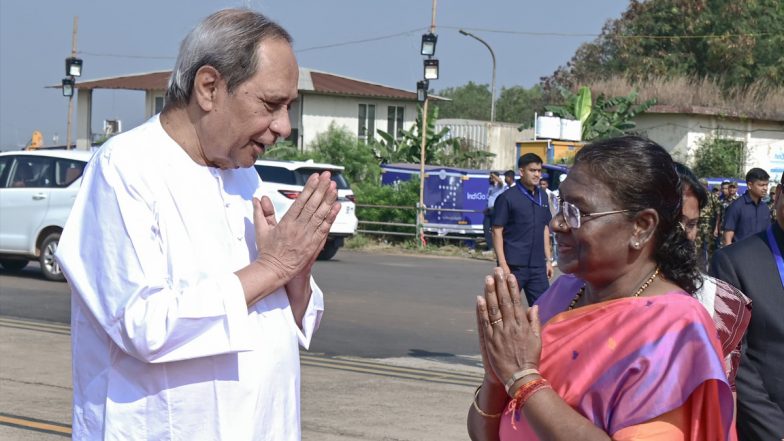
[
  {"xmin": 631, "ymin": 208, "xmax": 659, "ymax": 250},
  {"xmin": 192, "ymin": 65, "xmax": 221, "ymax": 112}
]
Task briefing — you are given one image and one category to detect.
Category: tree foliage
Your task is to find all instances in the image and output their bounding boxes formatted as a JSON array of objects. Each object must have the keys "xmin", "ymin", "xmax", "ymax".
[
  {"xmin": 542, "ymin": 0, "xmax": 784, "ymax": 94},
  {"xmin": 434, "ymin": 81, "xmax": 492, "ymax": 120},
  {"xmin": 495, "ymin": 85, "xmax": 546, "ymax": 127},
  {"xmin": 264, "ymin": 123, "xmax": 380, "ymax": 185},
  {"xmin": 307, "ymin": 123, "xmax": 380, "ymax": 185},
  {"xmin": 692, "ymin": 134, "xmax": 747, "ymax": 178},
  {"xmin": 263, "ymin": 140, "xmax": 308, "ymax": 161},
  {"xmin": 435, "ymin": 82, "xmax": 546, "ymax": 126}
]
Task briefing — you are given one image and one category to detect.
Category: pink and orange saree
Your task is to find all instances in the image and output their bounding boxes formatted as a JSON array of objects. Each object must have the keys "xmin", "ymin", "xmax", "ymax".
[{"xmin": 499, "ymin": 275, "xmax": 735, "ymax": 440}]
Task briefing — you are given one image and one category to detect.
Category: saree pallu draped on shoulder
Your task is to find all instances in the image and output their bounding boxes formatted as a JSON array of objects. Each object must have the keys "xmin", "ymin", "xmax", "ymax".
[{"xmin": 499, "ymin": 284, "xmax": 734, "ymax": 440}]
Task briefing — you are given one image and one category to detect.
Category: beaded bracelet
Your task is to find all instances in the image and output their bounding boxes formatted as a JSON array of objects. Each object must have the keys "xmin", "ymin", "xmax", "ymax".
[
  {"xmin": 517, "ymin": 380, "xmax": 551, "ymax": 409},
  {"xmin": 472, "ymin": 385, "xmax": 502, "ymax": 418},
  {"xmin": 506, "ymin": 378, "xmax": 551, "ymax": 412},
  {"xmin": 505, "ymin": 378, "xmax": 552, "ymax": 430}
]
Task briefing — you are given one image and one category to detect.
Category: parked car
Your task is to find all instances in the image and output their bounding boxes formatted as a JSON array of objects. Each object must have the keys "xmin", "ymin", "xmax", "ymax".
[
  {"xmin": 254, "ymin": 159, "xmax": 358, "ymax": 260},
  {"xmin": 0, "ymin": 149, "xmax": 93, "ymax": 281}
]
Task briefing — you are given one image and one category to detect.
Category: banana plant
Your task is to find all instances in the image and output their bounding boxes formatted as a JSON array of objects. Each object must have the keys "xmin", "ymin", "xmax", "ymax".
[
  {"xmin": 375, "ymin": 105, "xmax": 460, "ymax": 165},
  {"xmin": 544, "ymin": 86, "xmax": 656, "ymax": 141}
]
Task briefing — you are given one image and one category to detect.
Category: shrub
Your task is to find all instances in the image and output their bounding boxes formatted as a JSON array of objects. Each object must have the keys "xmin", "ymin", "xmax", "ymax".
[
  {"xmin": 264, "ymin": 123, "xmax": 380, "ymax": 186},
  {"xmin": 692, "ymin": 133, "xmax": 747, "ymax": 178},
  {"xmin": 353, "ymin": 179, "xmax": 419, "ymax": 241},
  {"xmin": 308, "ymin": 123, "xmax": 380, "ymax": 185}
]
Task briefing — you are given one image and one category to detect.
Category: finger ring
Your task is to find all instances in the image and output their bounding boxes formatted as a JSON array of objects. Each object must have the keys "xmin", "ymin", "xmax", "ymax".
[{"xmin": 490, "ymin": 318, "xmax": 503, "ymax": 326}]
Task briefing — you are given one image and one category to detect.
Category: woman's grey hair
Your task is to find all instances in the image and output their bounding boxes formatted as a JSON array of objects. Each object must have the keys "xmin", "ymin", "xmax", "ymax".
[{"xmin": 165, "ymin": 8, "xmax": 292, "ymax": 107}]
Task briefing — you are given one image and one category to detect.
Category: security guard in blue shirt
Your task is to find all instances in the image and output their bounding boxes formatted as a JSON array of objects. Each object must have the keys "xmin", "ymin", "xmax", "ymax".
[
  {"xmin": 723, "ymin": 168, "xmax": 771, "ymax": 245},
  {"xmin": 492, "ymin": 153, "xmax": 553, "ymax": 306}
]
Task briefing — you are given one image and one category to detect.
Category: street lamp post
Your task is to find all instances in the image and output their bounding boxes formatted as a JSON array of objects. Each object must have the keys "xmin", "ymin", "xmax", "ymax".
[
  {"xmin": 459, "ymin": 29, "xmax": 496, "ymax": 123},
  {"xmin": 417, "ymin": 0, "xmax": 438, "ymax": 248},
  {"xmin": 64, "ymin": 17, "xmax": 81, "ymax": 150}
]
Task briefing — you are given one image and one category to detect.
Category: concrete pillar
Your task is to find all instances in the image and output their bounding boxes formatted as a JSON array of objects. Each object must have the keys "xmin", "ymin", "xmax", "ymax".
[{"xmin": 76, "ymin": 89, "xmax": 92, "ymax": 150}]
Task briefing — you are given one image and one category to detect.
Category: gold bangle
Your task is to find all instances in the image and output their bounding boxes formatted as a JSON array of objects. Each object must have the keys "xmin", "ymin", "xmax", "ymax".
[{"xmin": 473, "ymin": 386, "xmax": 503, "ymax": 418}]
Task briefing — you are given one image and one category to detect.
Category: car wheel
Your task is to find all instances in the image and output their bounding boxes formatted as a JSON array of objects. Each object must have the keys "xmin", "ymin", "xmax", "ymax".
[
  {"xmin": 39, "ymin": 233, "xmax": 65, "ymax": 282},
  {"xmin": 0, "ymin": 258, "xmax": 28, "ymax": 272},
  {"xmin": 317, "ymin": 239, "xmax": 340, "ymax": 261}
]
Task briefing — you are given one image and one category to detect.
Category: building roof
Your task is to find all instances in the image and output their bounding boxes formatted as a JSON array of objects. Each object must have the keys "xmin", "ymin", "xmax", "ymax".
[
  {"xmin": 68, "ymin": 70, "xmax": 171, "ymax": 91},
  {"xmin": 60, "ymin": 68, "xmax": 422, "ymax": 101},
  {"xmin": 305, "ymin": 70, "xmax": 416, "ymax": 100},
  {"xmin": 645, "ymin": 104, "xmax": 784, "ymax": 122}
]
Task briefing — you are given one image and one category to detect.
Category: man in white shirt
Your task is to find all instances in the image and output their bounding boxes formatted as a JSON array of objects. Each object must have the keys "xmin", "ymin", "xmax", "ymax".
[{"xmin": 56, "ymin": 9, "xmax": 339, "ymax": 440}]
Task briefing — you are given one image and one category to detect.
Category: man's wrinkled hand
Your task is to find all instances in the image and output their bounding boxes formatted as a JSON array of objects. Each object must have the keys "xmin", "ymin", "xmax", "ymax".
[{"xmin": 252, "ymin": 172, "xmax": 340, "ymax": 285}]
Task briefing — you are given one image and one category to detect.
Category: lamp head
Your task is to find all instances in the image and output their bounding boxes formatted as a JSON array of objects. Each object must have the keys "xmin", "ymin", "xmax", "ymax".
[
  {"xmin": 65, "ymin": 57, "xmax": 83, "ymax": 77},
  {"xmin": 416, "ymin": 80, "xmax": 429, "ymax": 103},
  {"xmin": 61, "ymin": 77, "xmax": 75, "ymax": 97},
  {"xmin": 420, "ymin": 33, "xmax": 437, "ymax": 56},
  {"xmin": 423, "ymin": 59, "xmax": 439, "ymax": 80}
]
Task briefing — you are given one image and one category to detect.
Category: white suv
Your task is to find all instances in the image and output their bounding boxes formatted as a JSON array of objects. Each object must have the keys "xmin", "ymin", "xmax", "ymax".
[
  {"xmin": 254, "ymin": 159, "xmax": 358, "ymax": 260},
  {"xmin": 0, "ymin": 149, "xmax": 93, "ymax": 281}
]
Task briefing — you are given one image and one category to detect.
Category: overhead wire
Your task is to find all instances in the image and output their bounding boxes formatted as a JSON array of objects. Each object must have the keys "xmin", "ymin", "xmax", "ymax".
[
  {"xmin": 78, "ymin": 51, "xmax": 174, "ymax": 60},
  {"xmin": 76, "ymin": 28, "xmax": 425, "ymax": 60},
  {"xmin": 295, "ymin": 28, "xmax": 425, "ymax": 53},
  {"xmin": 75, "ymin": 26, "xmax": 780, "ymax": 60}
]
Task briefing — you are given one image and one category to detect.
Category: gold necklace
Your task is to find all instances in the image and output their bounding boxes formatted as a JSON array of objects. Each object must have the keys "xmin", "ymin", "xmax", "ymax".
[{"xmin": 568, "ymin": 267, "xmax": 660, "ymax": 310}]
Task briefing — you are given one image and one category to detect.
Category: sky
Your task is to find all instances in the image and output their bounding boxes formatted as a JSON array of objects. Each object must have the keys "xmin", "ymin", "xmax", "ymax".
[{"xmin": 0, "ymin": 0, "xmax": 630, "ymax": 150}]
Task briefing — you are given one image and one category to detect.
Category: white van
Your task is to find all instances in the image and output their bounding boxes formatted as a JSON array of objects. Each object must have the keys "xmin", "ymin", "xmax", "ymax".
[{"xmin": 0, "ymin": 149, "xmax": 93, "ymax": 280}]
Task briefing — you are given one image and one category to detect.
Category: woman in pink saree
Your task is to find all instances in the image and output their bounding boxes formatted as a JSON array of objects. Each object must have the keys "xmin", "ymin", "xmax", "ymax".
[{"xmin": 467, "ymin": 137, "xmax": 735, "ymax": 441}]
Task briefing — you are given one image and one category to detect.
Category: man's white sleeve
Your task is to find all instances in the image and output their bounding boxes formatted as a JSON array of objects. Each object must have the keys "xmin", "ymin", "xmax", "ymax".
[
  {"xmin": 294, "ymin": 276, "xmax": 324, "ymax": 350},
  {"xmin": 57, "ymin": 153, "xmax": 253, "ymax": 363}
]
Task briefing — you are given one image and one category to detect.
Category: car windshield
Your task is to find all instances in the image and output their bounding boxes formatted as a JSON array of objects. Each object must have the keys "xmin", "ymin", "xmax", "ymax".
[
  {"xmin": 255, "ymin": 165, "xmax": 350, "ymax": 189},
  {"xmin": 296, "ymin": 168, "xmax": 350, "ymax": 189}
]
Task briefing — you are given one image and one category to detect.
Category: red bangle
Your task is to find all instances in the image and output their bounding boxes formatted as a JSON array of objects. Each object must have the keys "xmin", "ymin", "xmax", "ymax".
[{"xmin": 518, "ymin": 381, "xmax": 551, "ymax": 408}]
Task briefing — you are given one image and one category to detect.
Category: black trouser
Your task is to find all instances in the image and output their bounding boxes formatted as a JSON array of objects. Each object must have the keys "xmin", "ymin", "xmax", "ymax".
[{"xmin": 508, "ymin": 265, "xmax": 549, "ymax": 306}]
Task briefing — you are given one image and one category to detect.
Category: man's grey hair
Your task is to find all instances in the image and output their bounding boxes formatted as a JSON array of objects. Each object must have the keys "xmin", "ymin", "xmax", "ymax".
[{"xmin": 165, "ymin": 8, "xmax": 292, "ymax": 107}]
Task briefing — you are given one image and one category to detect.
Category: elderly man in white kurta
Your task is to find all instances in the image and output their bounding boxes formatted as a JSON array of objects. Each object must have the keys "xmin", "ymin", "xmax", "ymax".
[{"xmin": 56, "ymin": 9, "xmax": 340, "ymax": 441}]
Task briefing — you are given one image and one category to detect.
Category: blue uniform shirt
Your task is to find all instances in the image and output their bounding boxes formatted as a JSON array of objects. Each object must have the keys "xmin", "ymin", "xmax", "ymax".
[
  {"xmin": 723, "ymin": 191, "xmax": 771, "ymax": 242},
  {"xmin": 493, "ymin": 181, "xmax": 552, "ymax": 267}
]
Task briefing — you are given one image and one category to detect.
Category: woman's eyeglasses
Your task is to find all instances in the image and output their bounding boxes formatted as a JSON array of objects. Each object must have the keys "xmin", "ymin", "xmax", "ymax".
[{"xmin": 557, "ymin": 201, "xmax": 631, "ymax": 230}]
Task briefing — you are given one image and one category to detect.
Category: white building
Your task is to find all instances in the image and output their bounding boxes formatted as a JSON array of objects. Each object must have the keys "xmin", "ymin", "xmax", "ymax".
[
  {"xmin": 635, "ymin": 105, "xmax": 783, "ymax": 180},
  {"xmin": 434, "ymin": 119, "xmax": 534, "ymax": 170},
  {"xmin": 69, "ymin": 68, "xmax": 425, "ymax": 151}
]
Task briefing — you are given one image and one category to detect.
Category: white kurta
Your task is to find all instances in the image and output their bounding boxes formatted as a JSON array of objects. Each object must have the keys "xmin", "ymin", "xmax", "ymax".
[{"xmin": 56, "ymin": 115, "xmax": 323, "ymax": 441}]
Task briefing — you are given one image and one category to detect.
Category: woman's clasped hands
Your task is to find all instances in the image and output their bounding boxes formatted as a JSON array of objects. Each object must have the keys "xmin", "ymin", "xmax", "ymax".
[{"xmin": 476, "ymin": 268, "xmax": 543, "ymax": 395}]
